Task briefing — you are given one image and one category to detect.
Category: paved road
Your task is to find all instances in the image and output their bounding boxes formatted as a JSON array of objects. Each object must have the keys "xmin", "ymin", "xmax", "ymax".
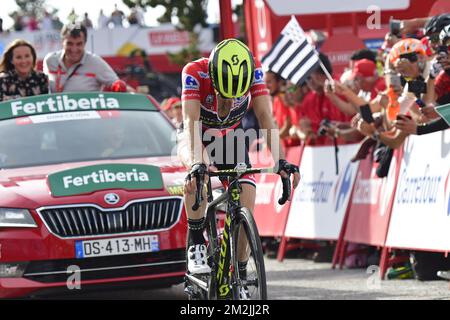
[{"xmin": 48, "ymin": 257, "xmax": 450, "ymax": 300}]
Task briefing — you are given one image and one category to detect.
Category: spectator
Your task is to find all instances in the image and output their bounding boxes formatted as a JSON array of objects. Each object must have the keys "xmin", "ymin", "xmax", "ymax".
[
  {"xmin": 302, "ymin": 53, "xmax": 354, "ymax": 144},
  {"xmin": 134, "ymin": 6, "xmax": 145, "ymax": 26},
  {"xmin": 12, "ymin": 14, "xmax": 24, "ymax": 32},
  {"xmin": 43, "ymin": 23, "xmax": 119, "ymax": 92},
  {"xmin": 424, "ymin": 14, "xmax": 450, "ymax": 49},
  {"xmin": 432, "ymin": 25, "xmax": 450, "ymax": 105},
  {"xmin": 264, "ymin": 71, "xmax": 293, "ymax": 146},
  {"xmin": 351, "ymin": 59, "xmax": 386, "ymax": 101},
  {"xmin": 41, "ymin": 11, "xmax": 54, "ymax": 31},
  {"xmin": 97, "ymin": 10, "xmax": 110, "ymax": 29},
  {"xmin": 110, "ymin": 4, "xmax": 125, "ymax": 28},
  {"xmin": 350, "ymin": 49, "xmax": 377, "ymax": 69},
  {"xmin": 82, "ymin": 13, "xmax": 93, "ymax": 29},
  {"xmin": 283, "ymin": 81, "xmax": 312, "ymax": 144},
  {"xmin": 67, "ymin": 8, "xmax": 78, "ymax": 24},
  {"xmin": 0, "ymin": 39, "xmax": 48, "ymax": 101},
  {"xmin": 161, "ymin": 96, "xmax": 183, "ymax": 128},
  {"xmin": 353, "ymin": 38, "xmax": 431, "ymax": 150},
  {"xmin": 52, "ymin": 16, "xmax": 63, "ymax": 31},
  {"xmin": 128, "ymin": 8, "xmax": 139, "ymax": 26}
]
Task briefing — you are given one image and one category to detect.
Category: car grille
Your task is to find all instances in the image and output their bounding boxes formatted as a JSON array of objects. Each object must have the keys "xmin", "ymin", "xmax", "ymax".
[{"xmin": 38, "ymin": 198, "xmax": 183, "ymax": 238}]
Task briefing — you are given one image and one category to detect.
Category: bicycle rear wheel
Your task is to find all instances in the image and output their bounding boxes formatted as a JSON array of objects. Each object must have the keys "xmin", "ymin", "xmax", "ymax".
[{"xmin": 231, "ymin": 207, "xmax": 267, "ymax": 300}]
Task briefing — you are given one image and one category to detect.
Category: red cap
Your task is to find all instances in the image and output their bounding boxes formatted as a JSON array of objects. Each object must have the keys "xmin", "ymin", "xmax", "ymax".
[
  {"xmin": 162, "ymin": 97, "xmax": 181, "ymax": 110},
  {"xmin": 351, "ymin": 59, "xmax": 377, "ymax": 78}
]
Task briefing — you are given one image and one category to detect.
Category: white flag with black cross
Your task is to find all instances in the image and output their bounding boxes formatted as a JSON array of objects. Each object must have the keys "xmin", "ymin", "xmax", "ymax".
[{"xmin": 261, "ymin": 16, "xmax": 323, "ymax": 85}]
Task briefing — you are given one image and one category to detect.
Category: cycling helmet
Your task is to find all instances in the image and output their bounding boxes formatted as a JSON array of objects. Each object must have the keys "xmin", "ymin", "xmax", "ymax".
[
  {"xmin": 439, "ymin": 24, "xmax": 450, "ymax": 44},
  {"xmin": 424, "ymin": 14, "xmax": 450, "ymax": 36},
  {"xmin": 208, "ymin": 39, "xmax": 255, "ymax": 99},
  {"xmin": 388, "ymin": 38, "xmax": 427, "ymax": 64}
]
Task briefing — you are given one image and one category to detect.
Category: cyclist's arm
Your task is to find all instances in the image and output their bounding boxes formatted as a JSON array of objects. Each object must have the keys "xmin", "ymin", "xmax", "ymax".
[
  {"xmin": 182, "ymin": 99, "xmax": 210, "ymax": 168},
  {"xmin": 252, "ymin": 94, "xmax": 286, "ymax": 161}
]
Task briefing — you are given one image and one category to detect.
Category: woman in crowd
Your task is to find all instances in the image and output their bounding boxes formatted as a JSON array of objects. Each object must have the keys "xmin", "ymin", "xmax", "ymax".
[{"xmin": 0, "ymin": 39, "xmax": 48, "ymax": 101}]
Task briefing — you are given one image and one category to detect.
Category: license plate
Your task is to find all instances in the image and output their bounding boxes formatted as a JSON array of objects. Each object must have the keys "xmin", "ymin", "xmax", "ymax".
[{"xmin": 75, "ymin": 235, "xmax": 159, "ymax": 259}]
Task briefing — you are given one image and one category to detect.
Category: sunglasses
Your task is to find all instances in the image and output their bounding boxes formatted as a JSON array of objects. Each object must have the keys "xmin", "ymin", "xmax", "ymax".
[
  {"xmin": 399, "ymin": 52, "xmax": 418, "ymax": 63},
  {"xmin": 285, "ymin": 86, "xmax": 298, "ymax": 93},
  {"xmin": 427, "ymin": 33, "xmax": 440, "ymax": 44}
]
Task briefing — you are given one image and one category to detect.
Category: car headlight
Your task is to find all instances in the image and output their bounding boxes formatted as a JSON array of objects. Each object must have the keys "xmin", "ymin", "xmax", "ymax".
[
  {"xmin": 0, "ymin": 263, "xmax": 27, "ymax": 278},
  {"xmin": 0, "ymin": 208, "xmax": 37, "ymax": 228}
]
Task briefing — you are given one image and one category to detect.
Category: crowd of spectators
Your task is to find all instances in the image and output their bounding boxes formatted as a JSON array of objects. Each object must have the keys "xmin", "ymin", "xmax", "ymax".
[
  {"xmin": 259, "ymin": 13, "xmax": 450, "ymax": 172},
  {"xmin": 0, "ymin": 4, "xmax": 146, "ymax": 33}
]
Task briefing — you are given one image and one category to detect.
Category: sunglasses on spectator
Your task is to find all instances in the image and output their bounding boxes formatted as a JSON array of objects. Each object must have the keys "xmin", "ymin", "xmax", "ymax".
[
  {"xmin": 285, "ymin": 86, "xmax": 298, "ymax": 93},
  {"xmin": 427, "ymin": 33, "xmax": 440, "ymax": 44},
  {"xmin": 399, "ymin": 52, "xmax": 418, "ymax": 63}
]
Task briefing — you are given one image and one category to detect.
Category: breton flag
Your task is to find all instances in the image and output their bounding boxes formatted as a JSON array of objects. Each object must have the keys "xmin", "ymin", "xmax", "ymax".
[{"xmin": 261, "ymin": 16, "xmax": 320, "ymax": 85}]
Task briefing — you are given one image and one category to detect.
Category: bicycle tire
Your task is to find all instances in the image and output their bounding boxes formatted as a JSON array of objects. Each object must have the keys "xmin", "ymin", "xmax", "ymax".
[
  {"xmin": 231, "ymin": 207, "xmax": 267, "ymax": 300},
  {"xmin": 205, "ymin": 209, "xmax": 219, "ymax": 300}
]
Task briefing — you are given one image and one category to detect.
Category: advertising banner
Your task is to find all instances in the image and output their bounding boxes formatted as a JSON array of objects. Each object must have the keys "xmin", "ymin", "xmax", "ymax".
[
  {"xmin": 344, "ymin": 149, "xmax": 401, "ymax": 246},
  {"xmin": 285, "ymin": 143, "xmax": 359, "ymax": 240},
  {"xmin": 386, "ymin": 132, "xmax": 450, "ymax": 251}
]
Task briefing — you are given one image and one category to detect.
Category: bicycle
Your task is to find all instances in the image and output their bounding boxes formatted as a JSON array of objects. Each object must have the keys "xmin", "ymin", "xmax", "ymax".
[{"xmin": 184, "ymin": 164, "xmax": 294, "ymax": 300}]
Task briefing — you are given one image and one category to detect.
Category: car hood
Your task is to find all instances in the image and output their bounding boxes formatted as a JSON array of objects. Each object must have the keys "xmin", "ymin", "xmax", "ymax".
[{"xmin": 0, "ymin": 157, "xmax": 187, "ymax": 209}]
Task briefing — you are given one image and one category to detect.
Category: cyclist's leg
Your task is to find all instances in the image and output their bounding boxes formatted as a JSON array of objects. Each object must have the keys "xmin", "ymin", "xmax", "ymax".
[{"xmin": 179, "ymin": 129, "xmax": 211, "ymax": 274}]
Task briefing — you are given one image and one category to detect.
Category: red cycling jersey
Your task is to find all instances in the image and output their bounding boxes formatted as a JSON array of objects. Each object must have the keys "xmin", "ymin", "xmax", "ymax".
[{"xmin": 181, "ymin": 57, "xmax": 268, "ymax": 135}]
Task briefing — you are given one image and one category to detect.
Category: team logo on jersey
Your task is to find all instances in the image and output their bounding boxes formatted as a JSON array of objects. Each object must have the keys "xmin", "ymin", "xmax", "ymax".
[
  {"xmin": 206, "ymin": 95, "xmax": 214, "ymax": 104},
  {"xmin": 254, "ymin": 68, "xmax": 264, "ymax": 84},
  {"xmin": 198, "ymin": 71, "xmax": 209, "ymax": 79},
  {"xmin": 184, "ymin": 75, "xmax": 200, "ymax": 90}
]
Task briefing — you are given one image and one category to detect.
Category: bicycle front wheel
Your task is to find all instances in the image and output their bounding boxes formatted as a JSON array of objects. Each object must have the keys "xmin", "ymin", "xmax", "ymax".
[{"xmin": 231, "ymin": 207, "xmax": 267, "ymax": 300}]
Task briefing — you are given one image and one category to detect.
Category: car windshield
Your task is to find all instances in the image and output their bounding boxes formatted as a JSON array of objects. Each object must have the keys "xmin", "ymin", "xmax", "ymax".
[{"xmin": 0, "ymin": 110, "xmax": 176, "ymax": 169}]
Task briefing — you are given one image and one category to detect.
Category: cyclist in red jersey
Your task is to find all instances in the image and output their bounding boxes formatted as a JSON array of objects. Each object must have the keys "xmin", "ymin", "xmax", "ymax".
[{"xmin": 179, "ymin": 39, "xmax": 300, "ymax": 275}]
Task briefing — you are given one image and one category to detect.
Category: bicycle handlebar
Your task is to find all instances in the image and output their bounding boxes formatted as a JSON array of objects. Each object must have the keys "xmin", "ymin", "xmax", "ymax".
[{"xmin": 191, "ymin": 167, "xmax": 293, "ymax": 210}]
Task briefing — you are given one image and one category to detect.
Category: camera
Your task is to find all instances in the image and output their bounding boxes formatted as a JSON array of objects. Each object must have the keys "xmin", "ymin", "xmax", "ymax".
[
  {"xmin": 389, "ymin": 19, "xmax": 402, "ymax": 37},
  {"xmin": 407, "ymin": 80, "xmax": 427, "ymax": 97},
  {"xmin": 317, "ymin": 118, "xmax": 331, "ymax": 136}
]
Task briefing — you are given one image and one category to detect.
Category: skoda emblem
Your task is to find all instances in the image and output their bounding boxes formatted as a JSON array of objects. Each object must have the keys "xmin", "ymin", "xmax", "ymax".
[{"xmin": 104, "ymin": 193, "xmax": 120, "ymax": 205}]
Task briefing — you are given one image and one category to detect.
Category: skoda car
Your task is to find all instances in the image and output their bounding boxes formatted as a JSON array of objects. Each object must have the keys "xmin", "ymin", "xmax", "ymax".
[{"xmin": 0, "ymin": 92, "xmax": 188, "ymax": 298}]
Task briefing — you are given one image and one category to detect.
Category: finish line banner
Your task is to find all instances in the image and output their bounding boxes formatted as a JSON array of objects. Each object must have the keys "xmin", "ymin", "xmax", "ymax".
[
  {"xmin": 285, "ymin": 144, "xmax": 359, "ymax": 240},
  {"xmin": 386, "ymin": 131, "xmax": 450, "ymax": 251}
]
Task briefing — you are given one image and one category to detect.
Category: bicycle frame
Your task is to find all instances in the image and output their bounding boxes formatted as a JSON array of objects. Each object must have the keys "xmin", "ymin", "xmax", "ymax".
[
  {"xmin": 209, "ymin": 178, "xmax": 242, "ymax": 299},
  {"xmin": 185, "ymin": 177, "xmax": 243, "ymax": 300}
]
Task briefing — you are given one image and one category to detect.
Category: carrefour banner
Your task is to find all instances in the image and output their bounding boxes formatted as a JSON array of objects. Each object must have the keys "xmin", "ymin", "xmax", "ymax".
[
  {"xmin": 285, "ymin": 144, "xmax": 359, "ymax": 240},
  {"xmin": 386, "ymin": 131, "xmax": 450, "ymax": 251},
  {"xmin": 344, "ymin": 149, "xmax": 401, "ymax": 246},
  {"xmin": 252, "ymin": 145, "xmax": 301, "ymax": 237}
]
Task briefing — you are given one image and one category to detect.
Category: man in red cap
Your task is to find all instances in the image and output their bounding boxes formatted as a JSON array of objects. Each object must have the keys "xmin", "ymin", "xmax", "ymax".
[
  {"xmin": 162, "ymin": 96, "xmax": 182, "ymax": 128},
  {"xmin": 351, "ymin": 59, "xmax": 386, "ymax": 100}
]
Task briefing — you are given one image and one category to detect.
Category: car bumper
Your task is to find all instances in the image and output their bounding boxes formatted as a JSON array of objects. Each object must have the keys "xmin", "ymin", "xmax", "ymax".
[{"xmin": 0, "ymin": 249, "xmax": 186, "ymax": 298}]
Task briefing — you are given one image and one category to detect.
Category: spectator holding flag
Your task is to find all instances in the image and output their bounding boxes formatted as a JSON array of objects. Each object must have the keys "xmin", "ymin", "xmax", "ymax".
[{"xmin": 261, "ymin": 17, "xmax": 354, "ymax": 145}]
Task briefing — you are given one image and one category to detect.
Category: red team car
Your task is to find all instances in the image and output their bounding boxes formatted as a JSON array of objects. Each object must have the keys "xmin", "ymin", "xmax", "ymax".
[{"xmin": 0, "ymin": 92, "xmax": 188, "ymax": 298}]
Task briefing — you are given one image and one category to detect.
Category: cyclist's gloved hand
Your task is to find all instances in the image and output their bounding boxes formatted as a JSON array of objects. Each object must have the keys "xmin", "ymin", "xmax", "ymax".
[
  {"xmin": 185, "ymin": 163, "xmax": 208, "ymax": 195},
  {"xmin": 276, "ymin": 159, "xmax": 299, "ymax": 175},
  {"xmin": 276, "ymin": 159, "xmax": 300, "ymax": 205},
  {"xmin": 188, "ymin": 163, "xmax": 208, "ymax": 178}
]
